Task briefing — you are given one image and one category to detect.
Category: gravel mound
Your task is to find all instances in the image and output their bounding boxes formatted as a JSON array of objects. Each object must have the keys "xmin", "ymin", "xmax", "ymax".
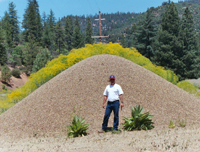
[{"xmin": 0, "ymin": 54, "xmax": 200, "ymax": 138}]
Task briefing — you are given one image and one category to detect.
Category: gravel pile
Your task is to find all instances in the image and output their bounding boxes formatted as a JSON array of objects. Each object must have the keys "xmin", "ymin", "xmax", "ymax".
[{"xmin": 0, "ymin": 54, "xmax": 200, "ymax": 138}]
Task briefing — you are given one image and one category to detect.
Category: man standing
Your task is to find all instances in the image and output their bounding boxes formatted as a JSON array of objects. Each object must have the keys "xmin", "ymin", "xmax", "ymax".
[{"xmin": 99, "ymin": 75, "xmax": 124, "ymax": 133}]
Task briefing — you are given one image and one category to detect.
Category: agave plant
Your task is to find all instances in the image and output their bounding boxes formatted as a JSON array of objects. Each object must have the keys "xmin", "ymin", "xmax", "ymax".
[
  {"xmin": 122, "ymin": 105, "xmax": 154, "ymax": 131},
  {"xmin": 67, "ymin": 115, "xmax": 89, "ymax": 137}
]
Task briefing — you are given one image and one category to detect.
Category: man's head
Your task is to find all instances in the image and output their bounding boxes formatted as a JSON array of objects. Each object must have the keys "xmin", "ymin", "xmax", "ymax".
[{"xmin": 109, "ymin": 75, "xmax": 115, "ymax": 85}]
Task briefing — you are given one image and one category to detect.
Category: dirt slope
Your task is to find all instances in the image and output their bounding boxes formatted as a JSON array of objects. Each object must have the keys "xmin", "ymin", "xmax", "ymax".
[
  {"xmin": 0, "ymin": 54, "xmax": 200, "ymax": 138},
  {"xmin": 0, "ymin": 72, "xmax": 28, "ymax": 91}
]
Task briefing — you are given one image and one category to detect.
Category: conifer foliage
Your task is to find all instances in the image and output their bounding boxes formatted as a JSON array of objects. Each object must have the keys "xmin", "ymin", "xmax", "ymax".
[
  {"xmin": 72, "ymin": 16, "xmax": 83, "ymax": 49},
  {"xmin": 65, "ymin": 16, "xmax": 73, "ymax": 51},
  {"xmin": 133, "ymin": 8, "xmax": 157, "ymax": 59},
  {"xmin": 152, "ymin": 1, "xmax": 182, "ymax": 77},
  {"xmin": 0, "ymin": 27, "xmax": 7, "ymax": 65},
  {"xmin": 179, "ymin": 7, "xmax": 200, "ymax": 79},
  {"xmin": 85, "ymin": 17, "xmax": 93, "ymax": 44},
  {"xmin": 154, "ymin": 1, "xmax": 199, "ymax": 80},
  {"xmin": 22, "ymin": 0, "xmax": 42, "ymax": 43}
]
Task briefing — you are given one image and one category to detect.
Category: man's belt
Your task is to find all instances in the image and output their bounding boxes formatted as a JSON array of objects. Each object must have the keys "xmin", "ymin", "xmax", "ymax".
[{"xmin": 108, "ymin": 100, "xmax": 119, "ymax": 102}]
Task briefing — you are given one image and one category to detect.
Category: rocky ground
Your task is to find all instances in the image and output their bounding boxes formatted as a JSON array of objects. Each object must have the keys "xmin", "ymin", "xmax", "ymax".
[{"xmin": 1, "ymin": 124, "xmax": 200, "ymax": 152}]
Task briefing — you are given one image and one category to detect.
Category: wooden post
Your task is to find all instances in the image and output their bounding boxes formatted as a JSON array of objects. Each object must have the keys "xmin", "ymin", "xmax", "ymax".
[
  {"xmin": 92, "ymin": 9, "xmax": 108, "ymax": 43},
  {"xmin": 99, "ymin": 9, "xmax": 102, "ymax": 43}
]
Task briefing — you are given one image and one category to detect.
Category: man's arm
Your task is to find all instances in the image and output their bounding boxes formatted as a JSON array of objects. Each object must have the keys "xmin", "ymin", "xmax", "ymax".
[
  {"xmin": 119, "ymin": 94, "xmax": 124, "ymax": 110},
  {"xmin": 103, "ymin": 96, "xmax": 107, "ymax": 109}
]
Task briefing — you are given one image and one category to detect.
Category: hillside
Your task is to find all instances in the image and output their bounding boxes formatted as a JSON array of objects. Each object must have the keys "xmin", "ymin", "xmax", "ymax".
[
  {"xmin": 72, "ymin": 1, "xmax": 200, "ymax": 43},
  {"xmin": 0, "ymin": 54, "xmax": 200, "ymax": 138}
]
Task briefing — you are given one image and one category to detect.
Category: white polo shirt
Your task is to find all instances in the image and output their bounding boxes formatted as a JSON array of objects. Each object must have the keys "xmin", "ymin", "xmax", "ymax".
[{"xmin": 103, "ymin": 84, "xmax": 124, "ymax": 102}]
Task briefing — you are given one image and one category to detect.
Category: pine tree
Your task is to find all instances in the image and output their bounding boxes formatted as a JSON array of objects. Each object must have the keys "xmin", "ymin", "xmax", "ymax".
[
  {"xmin": 22, "ymin": 34, "xmax": 39, "ymax": 74},
  {"xmin": 85, "ymin": 17, "xmax": 93, "ymax": 44},
  {"xmin": 3, "ymin": 11, "xmax": 12, "ymax": 47},
  {"xmin": 22, "ymin": 0, "xmax": 42, "ymax": 43},
  {"xmin": 10, "ymin": 46, "xmax": 23, "ymax": 66},
  {"xmin": 132, "ymin": 8, "xmax": 157, "ymax": 59},
  {"xmin": 0, "ymin": 25, "xmax": 7, "ymax": 65},
  {"xmin": 33, "ymin": 0, "xmax": 42, "ymax": 43},
  {"xmin": 152, "ymin": 1, "xmax": 182, "ymax": 78},
  {"xmin": 47, "ymin": 9, "xmax": 56, "ymax": 52},
  {"xmin": 120, "ymin": 34, "xmax": 126, "ymax": 48},
  {"xmin": 72, "ymin": 16, "xmax": 83, "ymax": 49},
  {"xmin": 55, "ymin": 18, "xmax": 65, "ymax": 54},
  {"xmin": 42, "ymin": 12, "xmax": 50, "ymax": 48},
  {"xmin": 65, "ymin": 16, "xmax": 73, "ymax": 51},
  {"xmin": 179, "ymin": 7, "xmax": 200, "ymax": 79},
  {"xmin": 8, "ymin": 2, "xmax": 19, "ymax": 45}
]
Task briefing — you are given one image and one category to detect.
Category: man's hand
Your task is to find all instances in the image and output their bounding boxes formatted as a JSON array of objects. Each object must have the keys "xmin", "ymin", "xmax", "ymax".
[
  {"xmin": 120, "ymin": 102, "xmax": 124, "ymax": 110},
  {"xmin": 102, "ymin": 96, "xmax": 107, "ymax": 109},
  {"xmin": 119, "ymin": 94, "xmax": 124, "ymax": 110}
]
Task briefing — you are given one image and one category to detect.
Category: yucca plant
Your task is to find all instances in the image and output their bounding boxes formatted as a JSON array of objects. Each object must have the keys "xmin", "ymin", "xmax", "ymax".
[
  {"xmin": 67, "ymin": 115, "xmax": 89, "ymax": 137},
  {"xmin": 122, "ymin": 105, "xmax": 154, "ymax": 131}
]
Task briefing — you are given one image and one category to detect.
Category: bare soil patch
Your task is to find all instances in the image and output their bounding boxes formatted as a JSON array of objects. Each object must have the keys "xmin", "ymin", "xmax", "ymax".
[
  {"xmin": 0, "ymin": 71, "xmax": 28, "ymax": 91},
  {"xmin": 1, "ymin": 125, "xmax": 200, "ymax": 151}
]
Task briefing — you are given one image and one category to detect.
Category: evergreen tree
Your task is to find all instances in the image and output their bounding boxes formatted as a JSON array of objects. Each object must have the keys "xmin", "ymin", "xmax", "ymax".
[
  {"xmin": 47, "ymin": 9, "xmax": 56, "ymax": 52},
  {"xmin": 0, "ymin": 26, "xmax": 7, "ymax": 65},
  {"xmin": 152, "ymin": 1, "xmax": 182, "ymax": 78},
  {"xmin": 55, "ymin": 18, "xmax": 65, "ymax": 54},
  {"xmin": 22, "ymin": 34, "xmax": 39, "ymax": 74},
  {"xmin": 8, "ymin": 2, "xmax": 19, "ymax": 45},
  {"xmin": 9, "ymin": 45, "xmax": 23, "ymax": 66},
  {"xmin": 120, "ymin": 34, "xmax": 126, "ymax": 48},
  {"xmin": 3, "ymin": 11, "xmax": 12, "ymax": 47},
  {"xmin": 85, "ymin": 17, "xmax": 93, "ymax": 44},
  {"xmin": 132, "ymin": 8, "xmax": 157, "ymax": 59},
  {"xmin": 33, "ymin": 0, "xmax": 42, "ymax": 43},
  {"xmin": 32, "ymin": 48, "xmax": 52, "ymax": 73},
  {"xmin": 179, "ymin": 7, "xmax": 200, "ymax": 79},
  {"xmin": 65, "ymin": 16, "xmax": 73, "ymax": 51},
  {"xmin": 42, "ymin": 12, "xmax": 50, "ymax": 48},
  {"xmin": 72, "ymin": 16, "xmax": 83, "ymax": 49},
  {"xmin": 22, "ymin": 0, "xmax": 42, "ymax": 43}
]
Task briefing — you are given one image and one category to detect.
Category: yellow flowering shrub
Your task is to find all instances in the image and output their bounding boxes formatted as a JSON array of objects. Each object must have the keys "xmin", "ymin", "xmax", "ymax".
[
  {"xmin": 177, "ymin": 81, "xmax": 198, "ymax": 95},
  {"xmin": 0, "ymin": 43, "xmax": 179, "ymax": 113}
]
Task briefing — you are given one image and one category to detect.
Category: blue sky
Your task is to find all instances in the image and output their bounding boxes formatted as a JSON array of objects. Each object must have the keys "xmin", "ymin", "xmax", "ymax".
[{"xmin": 0, "ymin": 0, "xmax": 179, "ymax": 23}]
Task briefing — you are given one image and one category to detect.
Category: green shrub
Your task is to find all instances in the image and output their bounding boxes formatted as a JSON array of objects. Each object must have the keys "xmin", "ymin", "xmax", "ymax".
[
  {"xmin": 11, "ymin": 68, "xmax": 21, "ymax": 78},
  {"xmin": 122, "ymin": 105, "xmax": 154, "ymax": 131},
  {"xmin": 1, "ymin": 65, "xmax": 11, "ymax": 83},
  {"xmin": 32, "ymin": 48, "xmax": 53, "ymax": 73},
  {"xmin": 176, "ymin": 81, "xmax": 197, "ymax": 94},
  {"xmin": 2, "ymin": 85, "xmax": 7, "ymax": 91},
  {"xmin": 67, "ymin": 115, "xmax": 89, "ymax": 137}
]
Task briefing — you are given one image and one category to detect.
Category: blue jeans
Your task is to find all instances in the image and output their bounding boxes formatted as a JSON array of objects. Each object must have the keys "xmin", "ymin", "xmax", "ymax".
[{"xmin": 102, "ymin": 100, "xmax": 120, "ymax": 131}]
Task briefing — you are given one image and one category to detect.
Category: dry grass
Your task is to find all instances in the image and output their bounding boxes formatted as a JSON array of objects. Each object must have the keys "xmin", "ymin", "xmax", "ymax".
[{"xmin": 0, "ymin": 54, "xmax": 200, "ymax": 139}]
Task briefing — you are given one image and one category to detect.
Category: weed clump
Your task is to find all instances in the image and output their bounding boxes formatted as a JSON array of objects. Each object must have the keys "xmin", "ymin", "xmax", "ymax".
[{"xmin": 169, "ymin": 120, "xmax": 175, "ymax": 128}]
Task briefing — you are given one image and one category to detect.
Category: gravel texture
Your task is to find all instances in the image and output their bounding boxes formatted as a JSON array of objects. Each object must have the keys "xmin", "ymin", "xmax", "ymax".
[
  {"xmin": 0, "ymin": 54, "xmax": 200, "ymax": 139},
  {"xmin": 1, "ymin": 125, "xmax": 200, "ymax": 151}
]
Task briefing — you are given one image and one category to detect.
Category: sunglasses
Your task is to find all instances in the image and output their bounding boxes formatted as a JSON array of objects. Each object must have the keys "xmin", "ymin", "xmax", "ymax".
[{"xmin": 110, "ymin": 79, "xmax": 115, "ymax": 80}]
